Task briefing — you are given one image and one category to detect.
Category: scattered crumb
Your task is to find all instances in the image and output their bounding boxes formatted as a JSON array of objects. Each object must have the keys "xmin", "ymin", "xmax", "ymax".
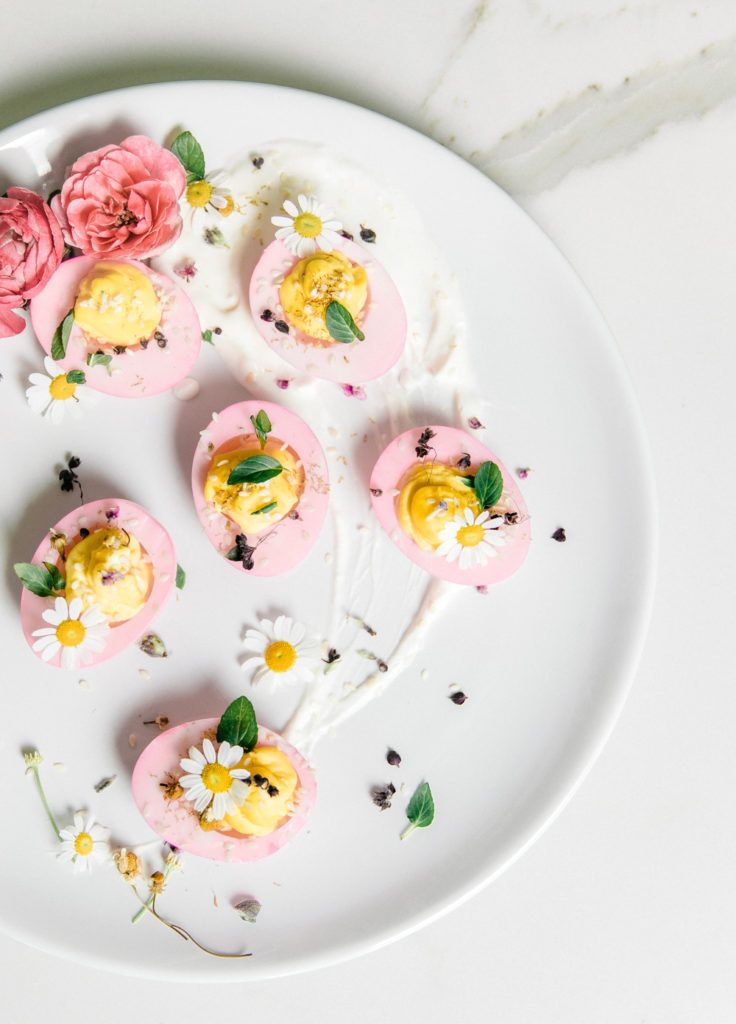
[
  {"xmin": 94, "ymin": 774, "xmax": 117, "ymax": 793},
  {"xmin": 128, "ymin": 734, "xmax": 137, "ymax": 749},
  {"xmin": 420, "ymin": 669, "xmax": 429, "ymax": 681},
  {"xmin": 52, "ymin": 762, "xmax": 66, "ymax": 773},
  {"xmin": 78, "ymin": 678, "xmax": 91, "ymax": 691},
  {"xmin": 138, "ymin": 668, "xmax": 151, "ymax": 681}
]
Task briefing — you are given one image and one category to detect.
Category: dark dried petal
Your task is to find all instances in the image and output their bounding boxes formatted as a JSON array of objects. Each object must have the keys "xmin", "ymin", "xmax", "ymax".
[
  {"xmin": 260, "ymin": 309, "xmax": 274, "ymax": 322},
  {"xmin": 274, "ymin": 319, "xmax": 290, "ymax": 334},
  {"xmin": 449, "ymin": 691, "xmax": 467, "ymax": 705},
  {"xmin": 360, "ymin": 226, "xmax": 377, "ymax": 243},
  {"xmin": 252, "ymin": 155, "xmax": 264, "ymax": 169},
  {"xmin": 371, "ymin": 782, "xmax": 396, "ymax": 810},
  {"xmin": 552, "ymin": 527, "xmax": 567, "ymax": 543},
  {"xmin": 339, "ymin": 229, "xmax": 354, "ymax": 240},
  {"xmin": 370, "ymin": 487, "xmax": 383, "ymax": 497},
  {"xmin": 386, "ymin": 749, "xmax": 401, "ymax": 767},
  {"xmin": 456, "ymin": 452, "xmax": 472, "ymax": 469}
]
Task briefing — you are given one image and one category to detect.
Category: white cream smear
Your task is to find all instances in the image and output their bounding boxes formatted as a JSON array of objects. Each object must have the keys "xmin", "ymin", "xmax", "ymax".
[{"xmin": 154, "ymin": 140, "xmax": 487, "ymax": 756}]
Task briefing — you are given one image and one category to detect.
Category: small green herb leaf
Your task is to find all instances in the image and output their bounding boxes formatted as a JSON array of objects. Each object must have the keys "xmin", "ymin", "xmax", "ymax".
[
  {"xmin": 252, "ymin": 501, "xmax": 278, "ymax": 516},
  {"xmin": 171, "ymin": 130, "xmax": 206, "ymax": 183},
  {"xmin": 250, "ymin": 409, "xmax": 272, "ymax": 449},
  {"xmin": 400, "ymin": 781, "xmax": 435, "ymax": 840},
  {"xmin": 65, "ymin": 369, "xmax": 86, "ymax": 385},
  {"xmin": 42, "ymin": 561, "xmax": 66, "ymax": 592},
  {"xmin": 325, "ymin": 300, "xmax": 365, "ymax": 344},
  {"xmin": 203, "ymin": 226, "xmax": 226, "ymax": 247},
  {"xmin": 227, "ymin": 455, "xmax": 283, "ymax": 486},
  {"xmin": 201, "ymin": 329, "xmax": 214, "ymax": 344},
  {"xmin": 473, "ymin": 461, "xmax": 504, "ymax": 510},
  {"xmin": 86, "ymin": 350, "xmax": 112, "ymax": 370},
  {"xmin": 175, "ymin": 564, "xmax": 186, "ymax": 589},
  {"xmin": 50, "ymin": 308, "xmax": 74, "ymax": 361},
  {"xmin": 217, "ymin": 696, "xmax": 258, "ymax": 752},
  {"xmin": 13, "ymin": 562, "xmax": 64, "ymax": 598}
]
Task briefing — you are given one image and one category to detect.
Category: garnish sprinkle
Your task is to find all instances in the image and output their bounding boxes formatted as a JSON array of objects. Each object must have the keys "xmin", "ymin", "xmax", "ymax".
[
  {"xmin": 250, "ymin": 408, "xmax": 272, "ymax": 449},
  {"xmin": 371, "ymin": 782, "xmax": 396, "ymax": 811},
  {"xmin": 325, "ymin": 300, "xmax": 365, "ymax": 344}
]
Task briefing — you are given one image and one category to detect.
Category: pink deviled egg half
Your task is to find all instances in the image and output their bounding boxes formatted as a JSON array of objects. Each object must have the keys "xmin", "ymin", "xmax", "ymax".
[
  {"xmin": 192, "ymin": 400, "xmax": 330, "ymax": 577},
  {"xmin": 249, "ymin": 232, "xmax": 406, "ymax": 383},
  {"xmin": 370, "ymin": 425, "xmax": 531, "ymax": 586},
  {"xmin": 132, "ymin": 707, "xmax": 317, "ymax": 863},
  {"xmin": 29, "ymin": 256, "xmax": 201, "ymax": 397},
  {"xmin": 18, "ymin": 498, "xmax": 176, "ymax": 670}
]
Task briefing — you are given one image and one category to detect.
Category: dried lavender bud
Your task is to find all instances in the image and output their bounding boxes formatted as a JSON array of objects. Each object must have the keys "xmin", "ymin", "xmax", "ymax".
[
  {"xmin": 468, "ymin": 416, "xmax": 484, "ymax": 430},
  {"xmin": 213, "ymin": 326, "xmax": 222, "ymax": 335},
  {"xmin": 386, "ymin": 749, "xmax": 401, "ymax": 767},
  {"xmin": 415, "ymin": 427, "xmax": 436, "ymax": 459},
  {"xmin": 504, "ymin": 511, "xmax": 519, "ymax": 525},
  {"xmin": 252, "ymin": 155, "xmax": 264, "ymax": 169},
  {"xmin": 260, "ymin": 309, "xmax": 274, "ymax": 322},
  {"xmin": 371, "ymin": 782, "xmax": 396, "ymax": 811},
  {"xmin": 324, "ymin": 648, "xmax": 341, "ymax": 665},
  {"xmin": 100, "ymin": 570, "xmax": 124, "ymax": 586},
  {"xmin": 94, "ymin": 774, "xmax": 117, "ymax": 792},
  {"xmin": 552, "ymin": 527, "xmax": 567, "ymax": 543},
  {"xmin": 516, "ymin": 467, "xmax": 530, "ymax": 479},
  {"xmin": 226, "ymin": 533, "xmax": 256, "ymax": 570},
  {"xmin": 113, "ymin": 345, "xmax": 126, "ymax": 355},
  {"xmin": 360, "ymin": 226, "xmax": 377, "ymax": 243},
  {"xmin": 139, "ymin": 338, "xmax": 149, "ymax": 349},
  {"xmin": 339, "ymin": 228, "xmax": 354, "ymax": 240},
  {"xmin": 370, "ymin": 487, "xmax": 383, "ymax": 497},
  {"xmin": 287, "ymin": 508, "xmax": 300, "ymax": 520},
  {"xmin": 377, "ymin": 660, "xmax": 388, "ymax": 673},
  {"xmin": 274, "ymin": 319, "xmax": 290, "ymax": 334},
  {"xmin": 267, "ymin": 784, "xmax": 279, "ymax": 798},
  {"xmin": 456, "ymin": 452, "xmax": 472, "ymax": 469},
  {"xmin": 154, "ymin": 330, "xmax": 167, "ymax": 349},
  {"xmin": 449, "ymin": 691, "xmax": 467, "ymax": 705}
]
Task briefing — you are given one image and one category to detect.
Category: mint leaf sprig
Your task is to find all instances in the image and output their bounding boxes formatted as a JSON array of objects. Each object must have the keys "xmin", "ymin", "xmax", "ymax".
[
  {"xmin": 217, "ymin": 696, "xmax": 258, "ymax": 753},
  {"xmin": 14, "ymin": 561, "xmax": 66, "ymax": 598},
  {"xmin": 170, "ymin": 130, "xmax": 206, "ymax": 184},
  {"xmin": 400, "ymin": 781, "xmax": 435, "ymax": 840},
  {"xmin": 325, "ymin": 300, "xmax": 365, "ymax": 344},
  {"xmin": 227, "ymin": 454, "xmax": 283, "ymax": 486},
  {"xmin": 250, "ymin": 409, "xmax": 272, "ymax": 450},
  {"xmin": 51, "ymin": 308, "xmax": 74, "ymax": 361},
  {"xmin": 462, "ymin": 460, "xmax": 504, "ymax": 510}
]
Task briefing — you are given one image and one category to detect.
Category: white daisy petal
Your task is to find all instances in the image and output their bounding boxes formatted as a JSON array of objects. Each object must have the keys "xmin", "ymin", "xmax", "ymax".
[
  {"xmin": 283, "ymin": 200, "xmax": 299, "ymax": 218},
  {"xmin": 39, "ymin": 641, "xmax": 60, "ymax": 661},
  {"xmin": 212, "ymin": 793, "xmax": 226, "ymax": 820},
  {"xmin": 217, "ymin": 741, "xmax": 231, "ymax": 765},
  {"xmin": 202, "ymin": 738, "xmax": 216, "ymax": 763},
  {"xmin": 188, "ymin": 746, "xmax": 207, "ymax": 766},
  {"xmin": 180, "ymin": 759, "xmax": 205, "ymax": 775}
]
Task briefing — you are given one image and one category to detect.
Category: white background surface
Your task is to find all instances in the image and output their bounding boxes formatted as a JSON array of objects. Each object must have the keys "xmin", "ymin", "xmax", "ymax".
[{"xmin": 2, "ymin": 2, "xmax": 734, "ymax": 1021}]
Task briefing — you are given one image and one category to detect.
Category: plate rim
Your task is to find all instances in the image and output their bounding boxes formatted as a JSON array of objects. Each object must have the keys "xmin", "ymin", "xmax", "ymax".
[{"xmin": 0, "ymin": 78, "xmax": 658, "ymax": 981}]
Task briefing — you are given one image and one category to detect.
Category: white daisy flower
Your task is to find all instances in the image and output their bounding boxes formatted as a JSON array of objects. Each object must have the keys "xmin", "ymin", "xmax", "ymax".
[
  {"xmin": 26, "ymin": 358, "xmax": 88, "ymax": 424},
  {"xmin": 179, "ymin": 739, "xmax": 250, "ymax": 820},
  {"xmin": 185, "ymin": 170, "xmax": 234, "ymax": 217},
  {"xmin": 271, "ymin": 195, "xmax": 343, "ymax": 256},
  {"xmin": 58, "ymin": 812, "xmax": 111, "ymax": 874},
  {"xmin": 437, "ymin": 509, "xmax": 507, "ymax": 570},
  {"xmin": 242, "ymin": 615, "xmax": 322, "ymax": 686},
  {"xmin": 31, "ymin": 597, "xmax": 109, "ymax": 670}
]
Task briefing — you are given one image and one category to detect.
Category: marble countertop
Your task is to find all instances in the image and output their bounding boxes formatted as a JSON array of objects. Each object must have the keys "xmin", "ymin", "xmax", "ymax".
[{"xmin": 2, "ymin": 2, "xmax": 734, "ymax": 1021}]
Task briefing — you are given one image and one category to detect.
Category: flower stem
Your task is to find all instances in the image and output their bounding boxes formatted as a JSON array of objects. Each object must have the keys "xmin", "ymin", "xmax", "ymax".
[
  {"xmin": 30, "ymin": 766, "xmax": 61, "ymax": 840},
  {"xmin": 131, "ymin": 857, "xmax": 174, "ymax": 924},
  {"xmin": 399, "ymin": 821, "xmax": 417, "ymax": 841},
  {"xmin": 130, "ymin": 891, "xmax": 251, "ymax": 959}
]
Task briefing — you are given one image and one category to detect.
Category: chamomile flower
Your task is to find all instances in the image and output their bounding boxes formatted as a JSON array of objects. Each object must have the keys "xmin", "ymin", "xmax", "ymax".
[
  {"xmin": 31, "ymin": 596, "xmax": 109, "ymax": 670},
  {"xmin": 185, "ymin": 171, "xmax": 234, "ymax": 217},
  {"xmin": 271, "ymin": 195, "xmax": 343, "ymax": 256},
  {"xmin": 437, "ymin": 508, "xmax": 507, "ymax": 570},
  {"xmin": 241, "ymin": 616, "xmax": 321, "ymax": 686},
  {"xmin": 26, "ymin": 358, "xmax": 87, "ymax": 424},
  {"xmin": 179, "ymin": 738, "xmax": 250, "ymax": 820},
  {"xmin": 58, "ymin": 812, "xmax": 111, "ymax": 873}
]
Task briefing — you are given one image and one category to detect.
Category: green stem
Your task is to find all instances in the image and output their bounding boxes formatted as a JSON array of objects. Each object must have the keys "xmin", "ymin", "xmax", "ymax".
[
  {"xmin": 131, "ymin": 858, "xmax": 174, "ymax": 924},
  {"xmin": 31, "ymin": 767, "xmax": 61, "ymax": 840},
  {"xmin": 399, "ymin": 821, "xmax": 417, "ymax": 841}
]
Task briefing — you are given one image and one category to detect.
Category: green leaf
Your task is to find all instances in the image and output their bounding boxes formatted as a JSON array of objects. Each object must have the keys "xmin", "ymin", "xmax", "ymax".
[
  {"xmin": 250, "ymin": 409, "xmax": 272, "ymax": 449},
  {"xmin": 175, "ymin": 564, "xmax": 186, "ymax": 589},
  {"xmin": 217, "ymin": 696, "xmax": 258, "ymax": 753},
  {"xmin": 87, "ymin": 350, "xmax": 112, "ymax": 370},
  {"xmin": 171, "ymin": 130, "xmax": 206, "ymax": 182},
  {"xmin": 42, "ymin": 561, "xmax": 66, "ymax": 591},
  {"xmin": 50, "ymin": 308, "xmax": 74, "ymax": 361},
  {"xmin": 252, "ymin": 501, "xmax": 277, "ymax": 516},
  {"xmin": 65, "ymin": 369, "xmax": 85, "ymax": 385},
  {"xmin": 400, "ymin": 781, "xmax": 435, "ymax": 840},
  {"xmin": 325, "ymin": 300, "xmax": 365, "ymax": 343},
  {"xmin": 227, "ymin": 454, "xmax": 283, "ymax": 486},
  {"xmin": 13, "ymin": 562, "xmax": 63, "ymax": 598},
  {"xmin": 473, "ymin": 461, "xmax": 504, "ymax": 510},
  {"xmin": 201, "ymin": 329, "xmax": 214, "ymax": 344}
]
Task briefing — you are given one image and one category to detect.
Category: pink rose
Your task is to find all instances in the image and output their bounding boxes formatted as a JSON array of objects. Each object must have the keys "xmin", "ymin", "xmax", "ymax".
[
  {"xmin": 51, "ymin": 135, "xmax": 186, "ymax": 260},
  {"xmin": 0, "ymin": 187, "xmax": 64, "ymax": 338}
]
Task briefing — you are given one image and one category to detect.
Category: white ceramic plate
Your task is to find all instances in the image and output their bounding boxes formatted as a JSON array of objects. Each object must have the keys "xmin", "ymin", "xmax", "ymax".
[{"xmin": 0, "ymin": 82, "xmax": 656, "ymax": 981}]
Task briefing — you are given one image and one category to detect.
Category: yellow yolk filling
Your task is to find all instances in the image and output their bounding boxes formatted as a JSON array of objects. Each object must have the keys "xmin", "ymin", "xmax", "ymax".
[
  {"xmin": 279, "ymin": 251, "xmax": 367, "ymax": 342},
  {"xmin": 397, "ymin": 463, "xmax": 480, "ymax": 551},
  {"xmin": 223, "ymin": 746, "xmax": 298, "ymax": 837},
  {"xmin": 64, "ymin": 527, "xmax": 152, "ymax": 623},
  {"xmin": 74, "ymin": 261, "xmax": 162, "ymax": 347},
  {"xmin": 204, "ymin": 437, "xmax": 303, "ymax": 535}
]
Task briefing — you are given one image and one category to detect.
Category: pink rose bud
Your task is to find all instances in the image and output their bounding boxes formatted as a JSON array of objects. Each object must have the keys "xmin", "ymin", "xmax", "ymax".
[{"xmin": 0, "ymin": 188, "xmax": 64, "ymax": 338}]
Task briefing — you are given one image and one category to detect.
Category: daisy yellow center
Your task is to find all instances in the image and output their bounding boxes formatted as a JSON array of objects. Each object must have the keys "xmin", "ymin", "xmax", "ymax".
[
  {"xmin": 293, "ymin": 211, "xmax": 323, "ymax": 238},
  {"xmin": 186, "ymin": 179, "xmax": 214, "ymax": 208},
  {"xmin": 264, "ymin": 640, "xmax": 297, "ymax": 673},
  {"xmin": 74, "ymin": 832, "xmax": 94, "ymax": 856},
  {"xmin": 49, "ymin": 374, "xmax": 76, "ymax": 401},
  {"xmin": 201, "ymin": 763, "xmax": 233, "ymax": 793},
  {"xmin": 56, "ymin": 619, "xmax": 85, "ymax": 647},
  {"xmin": 457, "ymin": 524, "xmax": 485, "ymax": 548}
]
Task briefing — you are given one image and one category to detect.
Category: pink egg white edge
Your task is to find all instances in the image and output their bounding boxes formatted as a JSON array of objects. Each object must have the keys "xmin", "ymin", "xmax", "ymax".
[
  {"xmin": 131, "ymin": 719, "xmax": 317, "ymax": 862},
  {"xmin": 369, "ymin": 425, "xmax": 531, "ymax": 586},
  {"xmin": 20, "ymin": 497, "xmax": 176, "ymax": 669},
  {"xmin": 191, "ymin": 399, "xmax": 330, "ymax": 577},
  {"xmin": 29, "ymin": 255, "xmax": 202, "ymax": 398}
]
